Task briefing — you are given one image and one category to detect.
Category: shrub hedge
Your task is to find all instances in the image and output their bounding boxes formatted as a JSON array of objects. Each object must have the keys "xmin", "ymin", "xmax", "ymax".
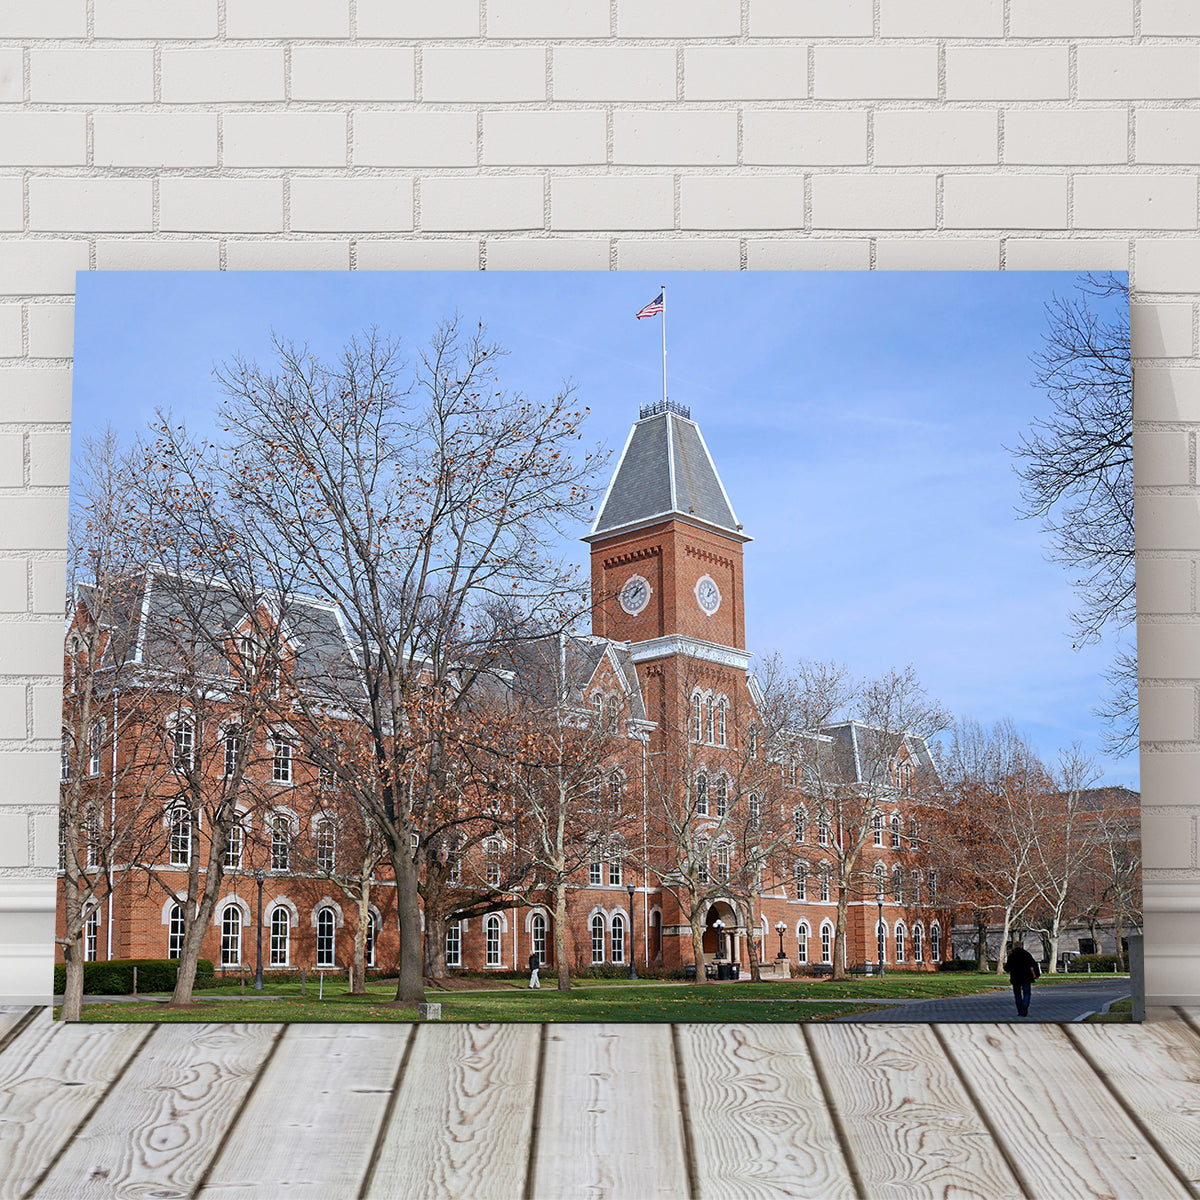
[
  {"xmin": 939, "ymin": 959, "xmax": 999, "ymax": 972},
  {"xmin": 1066, "ymin": 953, "xmax": 1123, "ymax": 973},
  {"xmin": 54, "ymin": 958, "xmax": 215, "ymax": 995}
]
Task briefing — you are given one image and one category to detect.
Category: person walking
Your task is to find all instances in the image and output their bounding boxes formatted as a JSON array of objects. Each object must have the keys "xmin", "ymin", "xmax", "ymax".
[
  {"xmin": 528, "ymin": 950, "xmax": 541, "ymax": 989},
  {"xmin": 1004, "ymin": 940, "xmax": 1040, "ymax": 1017}
]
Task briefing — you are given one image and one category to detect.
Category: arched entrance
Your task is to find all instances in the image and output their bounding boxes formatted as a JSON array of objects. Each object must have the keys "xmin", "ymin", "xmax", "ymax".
[{"xmin": 702, "ymin": 900, "xmax": 742, "ymax": 965}]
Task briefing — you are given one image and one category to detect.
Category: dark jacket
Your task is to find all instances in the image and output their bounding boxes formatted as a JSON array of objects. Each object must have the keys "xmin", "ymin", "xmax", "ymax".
[
  {"xmin": 528, "ymin": 953, "xmax": 540, "ymax": 971},
  {"xmin": 1004, "ymin": 946, "xmax": 1040, "ymax": 984}
]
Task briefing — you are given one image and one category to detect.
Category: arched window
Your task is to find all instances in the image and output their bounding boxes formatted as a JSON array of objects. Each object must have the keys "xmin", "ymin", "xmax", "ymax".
[
  {"xmin": 224, "ymin": 818, "xmax": 243, "ymax": 870},
  {"xmin": 168, "ymin": 903, "xmax": 185, "ymax": 960},
  {"xmin": 797, "ymin": 922, "xmax": 810, "ymax": 963},
  {"xmin": 169, "ymin": 806, "xmax": 191, "ymax": 867},
  {"xmin": 748, "ymin": 793, "xmax": 761, "ymax": 824},
  {"xmin": 270, "ymin": 907, "xmax": 290, "ymax": 966},
  {"xmin": 794, "ymin": 862, "xmax": 806, "ymax": 901},
  {"xmin": 787, "ymin": 759, "xmax": 797, "ymax": 787},
  {"xmin": 819, "ymin": 865, "xmax": 831, "ymax": 903},
  {"xmin": 817, "ymin": 812, "xmax": 831, "ymax": 847},
  {"xmin": 713, "ymin": 776, "xmax": 728, "ymax": 817},
  {"xmin": 608, "ymin": 771, "xmax": 624, "ymax": 812},
  {"xmin": 930, "ymin": 925, "xmax": 941, "ymax": 962},
  {"xmin": 316, "ymin": 907, "xmax": 336, "ymax": 967},
  {"xmin": 445, "ymin": 919, "xmax": 462, "ymax": 968},
  {"xmin": 591, "ymin": 914, "xmax": 605, "ymax": 964},
  {"xmin": 890, "ymin": 814, "xmax": 901, "ymax": 848},
  {"xmin": 485, "ymin": 914, "xmax": 502, "ymax": 967},
  {"xmin": 695, "ymin": 773, "xmax": 709, "ymax": 816},
  {"xmin": 691, "ymin": 694, "xmax": 703, "ymax": 742},
  {"xmin": 911, "ymin": 870, "xmax": 922, "ymax": 906},
  {"xmin": 316, "ymin": 820, "xmax": 336, "ymax": 873},
  {"xmin": 874, "ymin": 863, "xmax": 886, "ymax": 900},
  {"xmin": 705, "ymin": 697, "xmax": 715, "ymax": 743},
  {"xmin": 61, "ymin": 730, "xmax": 71, "ymax": 781},
  {"xmin": 696, "ymin": 839, "xmax": 710, "ymax": 885},
  {"xmin": 820, "ymin": 922, "xmax": 832, "ymax": 964},
  {"xmin": 892, "ymin": 866, "xmax": 904, "ymax": 905},
  {"xmin": 593, "ymin": 692, "xmax": 605, "ymax": 723},
  {"xmin": 928, "ymin": 872, "xmax": 938, "ymax": 903},
  {"xmin": 271, "ymin": 814, "xmax": 290, "ymax": 871},
  {"xmin": 531, "ymin": 912, "xmax": 547, "ymax": 962},
  {"xmin": 913, "ymin": 924, "xmax": 924, "ymax": 963},
  {"xmin": 366, "ymin": 912, "xmax": 378, "ymax": 967},
  {"xmin": 895, "ymin": 924, "xmax": 906, "ymax": 963},
  {"xmin": 716, "ymin": 700, "xmax": 727, "ymax": 747},
  {"xmin": 793, "ymin": 806, "xmax": 805, "ymax": 841},
  {"xmin": 84, "ymin": 907, "xmax": 99, "ymax": 962},
  {"xmin": 909, "ymin": 817, "xmax": 920, "ymax": 849},
  {"xmin": 88, "ymin": 723, "xmax": 102, "ymax": 776},
  {"xmin": 872, "ymin": 812, "xmax": 883, "ymax": 846},
  {"xmin": 605, "ymin": 695, "xmax": 620, "ymax": 733},
  {"xmin": 748, "ymin": 726, "xmax": 758, "ymax": 759},
  {"xmin": 716, "ymin": 842, "xmax": 730, "ymax": 882},
  {"xmin": 611, "ymin": 912, "xmax": 626, "ymax": 964},
  {"xmin": 221, "ymin": 906, "xmax": 241, "ymax": 966}
]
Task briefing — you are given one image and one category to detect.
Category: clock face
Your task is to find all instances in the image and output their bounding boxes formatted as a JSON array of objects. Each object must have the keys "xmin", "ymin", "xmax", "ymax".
[
  {"xmin": 619, "ymin": 574, "xmax": 651, "ymax": 616},
  {"xmin": 695, "ymin": 574, "xmax": 721, "ymax": 615}
]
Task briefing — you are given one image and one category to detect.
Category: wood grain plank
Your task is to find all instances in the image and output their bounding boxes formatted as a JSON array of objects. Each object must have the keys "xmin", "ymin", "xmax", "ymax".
[
  {"xmin": 0, "ymin": 1006, "xmax": 36, "ymax": 1048},
  {"xmin": 676, "ymin": 1024, "xmax": 856, "ymax": 1200},
  {"xmin": 531, "ymin": 1023, "xmax": 689, "ymax": 1200},
  {"xmin": 0, "ymin": 1009, "xmax": 152, "ymax": 1200},
  {"xmin": 197, "ymin": 1024, "xmax": 412, "ymax": 1199},
  {"xmin": 940, "ymin": 1023, "xmax": 1192, "ymax": 1200},
  {"xmin": 365, "ymin": 1022, "xmax": 537, "ymax": 1200},
  {"xmin": 808, "ymin": 1022, "xmax": 1024, "ymax": 1200},
  {"xmin": 1064, "ymin": 1022, "xmax": 1200, "ymax": 1196},
  {"xmin": 31, "ymin": 1022, "xmax": 280, "ymax": 1200}
]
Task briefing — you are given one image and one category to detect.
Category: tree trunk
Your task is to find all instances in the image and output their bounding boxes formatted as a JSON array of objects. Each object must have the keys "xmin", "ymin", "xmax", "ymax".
[
  {"xmin": 349, "ymin": 888, "xmax": 370, "ymax": 995},
  {"xmin": 60, "ymin": 938, "xmax": 86, "ymax": 1022},
  {"xmin": 975, "ymin": 912, "xmax": 989, "ymax": 971},
  {"xmin": 554, "ymin": 879, "xmax": 571, "ymax": 991},
  {"xmin": 421, "ymin": 887, "xmax": 447, "ymax": 979},
  {"xmin": 832, "ymin": 891, "xmax": 849, "ymax": 981},
  {"xmin": 1114, "ymin": 911, "xmax": 1125, "ymax": 970},
  {"xmin": 391, "ymin": 847, "xmax": 424, "ymax": 1005},
  {"xmin": 169, "ymin": 908, "xmax": 211, "ymax": 1007},
  {"xmin": 996, "ymin": 908, "xmax": 1012, "ymax": 974},
  {"xmin": 743, "ymin": 902, "xmax": 762, "ymax": 983},
  {"xmin": 690, "ymin": 906, "xmax": 710, "ymax": 984}
]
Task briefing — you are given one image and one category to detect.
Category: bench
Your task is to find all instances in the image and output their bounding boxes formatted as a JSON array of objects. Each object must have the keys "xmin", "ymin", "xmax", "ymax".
[
  {"xmin": 809, "ymin": 964, "xmax": 834, "ymax": 978},
  {"xmin": 848, "ymin": 962, "xmax": 882, "ymax": 977}
]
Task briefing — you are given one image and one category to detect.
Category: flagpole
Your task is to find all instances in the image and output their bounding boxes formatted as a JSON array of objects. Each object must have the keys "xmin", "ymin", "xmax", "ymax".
[{"xmin": 660, "ymin": 283, "xmax": 667, "ymax": 407}]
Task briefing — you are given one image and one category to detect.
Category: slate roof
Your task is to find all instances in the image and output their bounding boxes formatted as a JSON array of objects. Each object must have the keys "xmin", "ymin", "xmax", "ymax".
[
  {"xmin": 505, "ymin": 633, "xmax": 647, "ymax": 723},
  {"xmin": 818, "ymin": 720, "xmax": 938, "ymax": 788},
  {"xmin": 587, "ymin": 407, "xmax": 747, "ymax": 541}
]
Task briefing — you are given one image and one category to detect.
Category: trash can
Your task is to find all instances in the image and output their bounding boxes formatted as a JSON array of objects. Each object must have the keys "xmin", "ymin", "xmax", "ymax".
[
  {"xmin": 717, "ymin": 961, "xmax": 732, "ymax": 981},
  {"xmin": 684, "ymin": 963, "xmax": 697, "ymax": 981},
  {"xmin": 731, "ymin": 963, "xmax": 740, "ymax": 980}
]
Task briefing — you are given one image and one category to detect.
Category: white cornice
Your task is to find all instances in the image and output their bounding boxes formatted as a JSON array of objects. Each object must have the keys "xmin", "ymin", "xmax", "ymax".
[{"xmin": 628, "ymin": 635, "xmax": 753, "ymax": 671}]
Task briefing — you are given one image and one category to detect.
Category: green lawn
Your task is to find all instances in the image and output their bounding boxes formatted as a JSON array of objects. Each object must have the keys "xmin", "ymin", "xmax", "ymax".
[{"xmin": 57, "ymin": 969, "xmax": 1102, "ymax": 1025}]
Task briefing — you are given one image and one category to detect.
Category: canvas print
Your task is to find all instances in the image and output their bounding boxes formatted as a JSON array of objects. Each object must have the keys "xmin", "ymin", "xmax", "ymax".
[{"xmin": 56, "ymin": 271, "xmax": 1138, "ymax": 1024}]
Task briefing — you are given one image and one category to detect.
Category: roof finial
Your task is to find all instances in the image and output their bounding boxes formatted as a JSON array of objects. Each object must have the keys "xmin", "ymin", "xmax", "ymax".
[{"xmin": 639, "ymin": 399, "xmax": 691, "ymax": 420}]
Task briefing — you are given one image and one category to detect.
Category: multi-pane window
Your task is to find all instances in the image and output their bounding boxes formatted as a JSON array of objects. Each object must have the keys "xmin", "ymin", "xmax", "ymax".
[
  {"xmin": 713, "ymin": 776, "xmax": 727, "ymax": 817},
  {"xmin": 224, "ymin": 819, "xmax": 243, "ymax": 870},
  {"xmin": 875, "ymin": 864, "xmax": 886, "ymax": 900},
  {"xmin": 748, "ymin": 726, "xmax": 758, "ymax": 759},
  {"xmin": 872, "ymin": 813, "xmax": 883, "ymax": 846},
  {"xmin": 890, "ymin": 814, "xmax": 901, "ymax": 848},
  {"xmin": 716, "ymin": 843, "xmax": 730, "ymax": 882},
  {"xmin": 705, "ymin": 697, "xmax": 715, "ymax": 743},
  {"xmin": 531, "ymin": 913, "xmax": 547, "ymax": 962},
  {"xmin": 928, "ymin": 872, "xmax": 938, "ymax": 903},
  {"xmin": 794, "ymin": 862, "xmax": 806, "ymax": 901},
  {"xmin": 447, "ymin": 844, "xmax": 461, "ymax": 885},
  {"xmin": 931, "ymin": 925, "xmax": 941, "ymax": 961},
  {"xmin": 271, "ymin": 814, "xmax": 290, "ymax": 871},
  {"xmin": 316, "ymin": 907, "xmax": 335, "ymax": 967},
  {"xmin": 485, "ymin": 914, "xmax": 502, "ymax": 967},
  {"xmin": 316, "ymin": 820, "xmax": 336, "ymax": 873},
  {"xmin": 589, "ymin": 850, "xmax": 602, "ymax": 886},
  {"xmin": 748, "ymin": 793, "xmax": 761, "ymax": 824},
  {"xmin": 606, "ymin": 695, "xmax": 620, "ymax": 732},
  {"xmin": 168, "ymin": 903, "xmax": 184, "ymax": 959},
  {"xmin": 691, "ymin": 694, "xmax": 703, "ymax": 742},
  {"xmin": 695, "ymin": 774, "xmax": 708, "ymax": 816},
  {"xmin": 786, "ymin": 760, "xmax": 797, "ymax": 787},
  {"xmin": 793, "ymin": 806, "xmax": 804, "ymax": 841},
  {"xmin": 820, "ymin": 923, "xmax": 832, "ymax": 964},
  {"xmin": 169, "ymin": 806, "xmax": 191, "ymax": 867},
  {"xmin": 909, "ymin": 818, "xmax": 919, "ymax": 850},
  {"xmin": 716, "ymin": 700, "xmax": 727, "ymax": 747},
  {"xmin": 913, "ymin": 925, "xmax": 923, "ymax": 962},
  {"xmin": 608, "ymin": 858, "xmax": 622, "ymax": 887},
  {"xmin": 892, "ymin": 866, "xmax": 903, "ymax": 905},
  {"xmin": 819, "ymin": 867, "xmax": 830, "ymax": 903},
  {"xmin": 591, "ymin": 914, "xmax": 605, "ymax": 964},
  {"xmin": 608, "ymin": 771, "xmax": 623, "ymax": 812},
  {"xmin": 273, "ymin": 736, "xmax": 292, "ymax": 784},
  {"xmin": 611, "ymin": 913, "xmax": 625, "ymax": 964},
  {"xmin": 223, "ymin": 732, "xmax": 240, "ymax": 778},
  {"xmin": 696, "ymin": 840, "xmax": 710, "ymax": 885},
  {"xmin": 84, "ymin": 907, "xmax": 99, "ymax": 961},
  {"xmin": 221, "ymin": 906, "xmax": 241, "ymax": 966},
  {"xmin": 911, "ymin": 871, "xmax": 921, "ymax": 906},
  {"xmin": 366, "ymin": 913, "xmax": 377, "ymax": 968},
  {"xmin": 270, "ymin": 907, "xmax": 289, "ymax": 966},
  {"xmin": 88, "ymin": 724, "xmax": 102, "ymax": 776},
  {"xmin": 445, "ymin": 920, "xmax": 462, "ymax": 968},
  {"xmin": 58, "ymin": 817, "xmax": 66, "ymax": 871},
  {"xmin": 797, "ymin": 924, "xmax": 809, "ymax": 964},
  {"xmin": 61, "ymin": 731, "xmax": 71, "ymax": 781},
  {"xmin": 485, "ymin": 838, "xmax": 501, "ymax": 887},
  {"xmin": 173, "ymin": 719, "xmax": 194, "ymax": 772},
  {"xmin": 895, "ymin": 925, "xmax": 906, "ymax": 962},
  {"xmin": 85, "ymin": 814, "xmax": 100, "ymax": 870},
  {"xmin": 818, "ymin": 814, "xmax": 831, "ymax": 846}
]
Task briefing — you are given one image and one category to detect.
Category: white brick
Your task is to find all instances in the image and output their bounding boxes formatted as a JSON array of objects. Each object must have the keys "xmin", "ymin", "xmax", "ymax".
[
  {"xmin": 32, "ymin": 813, "xmax": 58, "ymax": 868},
  {"xmin": 942, "ymin": 175, "xmax": 1068, "ymax": 229},
  {"xmin": 357, "ymin": 0, "xmax": 478, "ymax": 37},
  {"xmin": 0, "ymin": 753, "xmax": 58, "ymax": 806},
  {"xmin": 879, "ymin": 0, "xmax": 1002, "ymax": 37},
  {"xmin": 743, "ymin": 111, "xmax": 867, "ymax": 165},
  {"xmin": 485, "ymin": 111, "xmax": 607, "ymax": 166},
  {"xmin": 811, "ymin": 176, "xmax": 936, "ymax": 229},
  {"xmin": 0, "ymin": 504, "xmax": 66, "ymax": 554},
  {"xmin": 0, "ymin": 1, "xmax": 86, "ymax": 36},
  {"xmin": 0, "ymin": 815, "xmax": 27, "ymax": 868},
  {"xmin": 1009, "ymin": 0, "xmax": 1133, "ymax": 36},
  {"xmin": 1135, "ymin": 432, "xmax": 1191, "ymax": 486},
  {"xmin": 613, "ymin": 111, "xmax": 736, "ymax": 166},
  {"xmin": 0, "ymin": 561, "xmax": 25, "ymax": 611},
  {"xmin": 485, "ymin": 239, "xmax": 609, "ymax": 270},
  {"xmin": 27, "ymin": 684, "xmax": 57, "ymax": 737},
  {"xmin": 0, "ymin": 369, "xmax": 72, "ymax": 422},
  {"xmin": 1078, "ymin": 47, "xmax": 1200, "ymax": 100},
  {"xmin": 423, "ymin": 49, "xmax": 545, "ymax": 103},
  {"xmin": 490, "ymin": 0, "xmax": 609, "ymax": 38},
  {"xmin": 1004, "ymin": 110, "xmax": 1128, "ymax": 166},
  {"xmin": 553, "ymin": 48, "xmax": 677, "ymax": 102},
  {"xmin": 225, "ymin": 0, "xmax": 349, "ymax": 38},
  {"xmin": 94, "ymin": 0, "xmax": 218, "ymax": 37},
  {"xmin": 680, "ymin": 177, "xmax": 805, "ymax": 230},
  {"xmin": 815, "ymin": 46, "xmax": 939, "ymax": 100},
  {"xmin": 0, "ymin": 687, "xmax": 24, "ymax": 738},
  {"xmin": 1137, "ymin": 241, "xmax": 1200, "ymax": 294},
  {"xmin": 875, "ymin": 238, "xmax": 1001, "ymax": 270},
  {"xmin": 224, "ymin": 241, "xmax": 351, "ymax": 271},
  {"xmin": 93, "ymin": 113, "xmax": 218, "ymax": 168},
  {"xmin": 0, "ymin": 114, "xmax": 86, "ymax": 166},
  {"xmin": 1142, "ymin": 811, "xmax": 1195, "ymax": 869},
  {"xmin": 31, "ymin": 561, "xmax": 65, "ymax": 615},
  {"xmin": 355, "ymin": 113, "xmax": 477, "ymax": 167},
  {"xmin": 1140, "ymin": 622, "xmax": 1200, "ymax": 676},
  {"xmin": 747, "ymin": 239, "xmax": 873, "ymax": 270},
  {"xmin": 290, "ymin": 178, "xmax": 412, "ymax": 233},
  {"xmin": 95, "ymin": 240, "xmax": 220, "ymax": 270},
  {"xmin": 1141, "ymin": 0, "xmax": 1200, "ymax": 35},
  {"xmin": 290, "ymin": 48, "xmax": 415, "ymax": 102},
  {"xmin": 945, "ymin": 48, "xmax": 1070, "ymax": 100},
  {"xmin": 551, "ymin": 177, "xmax": 673, "ymax": 231},
  {"xmin": 28, "ymin": 433, "xmax": 68, "ymax": 489},
  {"xmin": 31, "ymin": 50, "xmax": 154, "ymax": 104},
  {"xmin": 27, "ymin": 304, "xmax": 73, "ymax": 358},
  {"xmin": 0, "ymin": 178, "xmax": 20, "ymax": 231},
  {"xmin": 223, "ymin": 114, "xmax": 347, "ymax": 168},
  {"xmin": 30, "ymin": 179, "xmax": 152, "ymax": 233},
  {"xmin": 1138, "ymin": 497, "xmax": 1200, "ymax": 550},
  {"xmin": 618, "ymin": 0, "xmax": 739, "ymax": 37},
  {"xmin": 1132, "ymin": 303, "xmax": 1194, "ymax": 359},
  {"xmin": 1137, "ymin": 557, "xmax": 1192, "ymax": 614},
  {"xmin": 1137, "ymin": 111, "xmax": 1200, "ymax": 166},
  {"xmin": 0, "ymin": 51, "xmax": 21, "ymax": 105},
  {"xmin": 1076, "ymin": 175, "xmax": 1197, "ymax": 231},
  {"xmin": 421, "ymin": 177, "xmax": 543, "ymax": 232},
  {"xmin": 356, "ymin": 240, "xmax": 479, "ymax": 271},
  {"xmin": 1134, "ymin": 367, "xmax": 1200, "ymax": 421},
  {"xmin": 874, "ymin": 110, "xmax": 998, "ymax": 166},
  {"xmin": 686, "ymin": 48, "xmax": 809, "ymax": 101},
  {"xmin": 750, "ymin": 0, "xmax": 873, "ymax": 36},
  {"xmin": 0, "ymin": 306, "xmax": 20, "ymax": 357},
  {"xmin": 616, "ymin": 240, "xmax": 741, "ymax": 270},
  {"xmin": 1005, "ymin": 239, "xmax": 1127, "ymax": 271},
  {"xmin": 159, "ymin": 178, "xmax": 283, "ymax": 233},
  {"xmin": 162, "ymin": 49, "xmax": 285, "ymax": 103},
  {"xmin": 0, "ymin": 435, "xmax": 22, "ymax": 487}
]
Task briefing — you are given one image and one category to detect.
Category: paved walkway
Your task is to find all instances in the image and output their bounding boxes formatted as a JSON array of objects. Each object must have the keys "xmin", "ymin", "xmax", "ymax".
[{"xmin": 836, "ymin": 977, "xmax": 1131, "ymax": 1023}]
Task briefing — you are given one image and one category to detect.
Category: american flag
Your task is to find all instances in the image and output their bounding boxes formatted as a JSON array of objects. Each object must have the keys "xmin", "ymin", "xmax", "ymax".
[{"xmin": 635, "ymin": 292, "xmax": 664, "ymax": 319}]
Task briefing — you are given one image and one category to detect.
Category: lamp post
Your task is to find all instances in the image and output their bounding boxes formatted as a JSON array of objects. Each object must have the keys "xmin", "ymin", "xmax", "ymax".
[
  {"xmin": 254, "ymin": 868, "xmax": 265, "ymax": 990},
  {"xmin": 876, "ymin": 886, "xmax": 885, "ymax": 978},
  {"xmin": 775, "ymin": 920, "xmax": 786, "ymax": 960},
  {"xmin": 626, "ymin": 882, "xmax": 637, "ymax": 980},
  {"xmin": 714, "ymin": 918, "xmax": 725, "ymax": 961}
]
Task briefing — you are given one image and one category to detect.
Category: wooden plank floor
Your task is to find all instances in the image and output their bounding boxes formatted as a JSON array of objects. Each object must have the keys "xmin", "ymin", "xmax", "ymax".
[{"xmin": 1, "ymin": 1008, "xmax": 1198, "ymax": 1200}]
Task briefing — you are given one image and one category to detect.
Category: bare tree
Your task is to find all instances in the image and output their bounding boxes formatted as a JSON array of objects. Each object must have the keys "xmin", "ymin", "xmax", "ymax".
[{"xmin": 1013, "ymin": 273, "xmax": 1134, "ymax": 756}]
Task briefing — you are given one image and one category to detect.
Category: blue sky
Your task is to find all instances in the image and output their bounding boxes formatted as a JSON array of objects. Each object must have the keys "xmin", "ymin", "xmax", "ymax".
[{"xmin": 72, "ymin": 270, "xmax": 1134, "ymax": 788}]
